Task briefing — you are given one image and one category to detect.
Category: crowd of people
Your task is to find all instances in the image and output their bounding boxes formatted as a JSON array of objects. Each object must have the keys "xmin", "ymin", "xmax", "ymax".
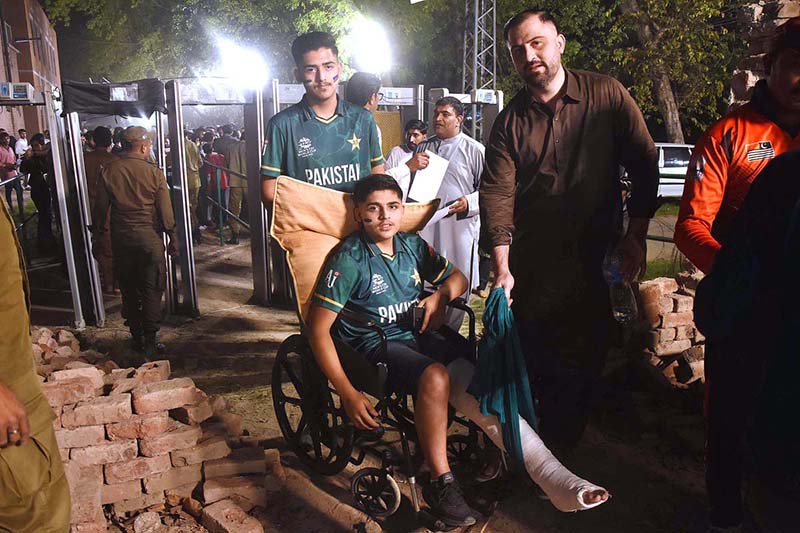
[{"xmin": 1, "ymin": 9, "xmax": 798, "ymax": 533}]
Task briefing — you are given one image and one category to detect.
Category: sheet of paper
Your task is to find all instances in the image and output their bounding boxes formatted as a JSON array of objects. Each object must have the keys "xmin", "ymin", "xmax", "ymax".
[
  {"xmin": 407, "ymin": 150, "xmax": 449, "ymax": 203},
  {"xmin": 424, "ymin": 205, "xmax": 453, "ymax": 229}
]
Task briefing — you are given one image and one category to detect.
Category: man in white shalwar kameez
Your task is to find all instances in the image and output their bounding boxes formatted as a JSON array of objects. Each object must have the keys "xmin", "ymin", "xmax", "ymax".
[{"xmin": 417, "ymin": 97, "xmax": 484, "ymax": 331}]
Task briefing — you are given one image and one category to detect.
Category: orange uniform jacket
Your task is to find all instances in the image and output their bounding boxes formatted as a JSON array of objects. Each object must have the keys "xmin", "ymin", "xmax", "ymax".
[{"xmin": 675, "ymin": 81, "xmax": 800, "ymax": 273}]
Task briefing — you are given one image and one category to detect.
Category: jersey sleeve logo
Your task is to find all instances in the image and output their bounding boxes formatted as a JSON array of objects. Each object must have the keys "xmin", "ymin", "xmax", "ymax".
[
  {"xmin": 746, "ymin": 140, "xmax": 774, "ymax": 162},
  {"xmin": 325, "ymin": 269, "xmax": 341, "ymax": 288},
  {"xmin": 347, "ymin": 133, "xmax": 362, "ymax": 151}
]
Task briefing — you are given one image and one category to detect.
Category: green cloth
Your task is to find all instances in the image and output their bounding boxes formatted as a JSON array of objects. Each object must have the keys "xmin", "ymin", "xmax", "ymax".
[
  {"xmin": 260, "ymin": 95, "xmax": 384, "ymax": 192},
  {"xmin": 311, "ymin": 230, "xmax": 453, "ymax": 353},
  {"xmin": 471, "ymin": 288, "xmax": 537, "ymax": 462}
]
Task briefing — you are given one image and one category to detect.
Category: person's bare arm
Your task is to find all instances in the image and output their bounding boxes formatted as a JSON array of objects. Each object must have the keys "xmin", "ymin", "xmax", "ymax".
[
  {"xmin": 262, "ymin": 177, "xmax": 276, "ymax": 204},
  {"xmin": 307, "ymin": 305, "xmax": 379, "ymax": 429},
  {"xmin": 417, "ymin": 268, "xmax": 468, "ymax": 333},
  {"xmin": 491, "ymin": 245, "xmax": 514, "ymax": 306}
]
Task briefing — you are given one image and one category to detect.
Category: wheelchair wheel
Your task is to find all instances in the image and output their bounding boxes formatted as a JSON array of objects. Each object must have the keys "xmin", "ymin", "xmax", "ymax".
[
  {"xmin": 446, "ymin": 435, "xmax": 485, "ymax": 475},
  {"xmin": 351, "ymin": 467, "xmax": 401, "ymax": 518},
  {"xmin": 272, "ymin": 334, "xmax": 354, "ymax": 475}
]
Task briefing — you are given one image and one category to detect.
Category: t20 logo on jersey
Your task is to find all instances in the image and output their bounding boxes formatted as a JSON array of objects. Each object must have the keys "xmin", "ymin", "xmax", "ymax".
[{"xmin": 297, "ymin": 137, "xmax": 317, "ymax": 158}]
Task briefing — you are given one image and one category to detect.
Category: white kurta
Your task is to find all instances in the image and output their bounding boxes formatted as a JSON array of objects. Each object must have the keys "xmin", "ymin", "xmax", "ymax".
[
  {"xmin": 418, "ymin": 133, "xmax": 484, "ymax": 331},
  {"xmin": 386, "ymin": 145, "xmax": 413, "ymax": 170}
]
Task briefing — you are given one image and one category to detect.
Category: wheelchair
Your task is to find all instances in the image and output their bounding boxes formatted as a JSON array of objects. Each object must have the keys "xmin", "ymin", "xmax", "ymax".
[
  {"xmin": 271, "ymin": 300, "xmax": 483, "ymax": 522},
  {"xmin": 268, "ymin": 177, "xmax": 487, "ymax": 526}
]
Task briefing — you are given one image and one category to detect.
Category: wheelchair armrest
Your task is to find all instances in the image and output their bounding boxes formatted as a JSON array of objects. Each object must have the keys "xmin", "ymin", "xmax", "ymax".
[
  {"xmin": 420, "ymin": 291, "xmax": 477, "ymax": 343},
  {"xmin": 337, "ymin": 307, "xmax": 389, "ymax": 357}
]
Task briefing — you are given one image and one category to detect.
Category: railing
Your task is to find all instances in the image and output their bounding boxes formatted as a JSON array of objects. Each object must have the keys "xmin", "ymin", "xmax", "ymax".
[
  {"xmin": 1, "ymin": 172, "xmax": 36, "ymax": 233},
  {"xmin": 200, "ymin": 159, "xmax": 250, "ymax": 246}
]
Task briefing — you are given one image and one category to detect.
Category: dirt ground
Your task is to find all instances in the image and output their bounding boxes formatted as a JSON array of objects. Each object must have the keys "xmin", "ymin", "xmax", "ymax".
[{"xmin": 28, "ymin": 226, "xmax": 714, "ymax": 532}]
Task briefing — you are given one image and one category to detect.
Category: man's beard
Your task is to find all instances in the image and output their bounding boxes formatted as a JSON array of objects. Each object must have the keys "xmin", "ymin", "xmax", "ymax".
[{"xmin": 523, "ymin": 60, "xmax": 558, "ymax": 89}]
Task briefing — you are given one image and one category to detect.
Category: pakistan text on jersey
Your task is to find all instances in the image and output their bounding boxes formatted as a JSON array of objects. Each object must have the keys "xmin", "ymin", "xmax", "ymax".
[
  {"xmin": 305, "ymin": 164, "xmax": 360, "ymax": 187},
  {"xmin": 377, "ymin": 299, "xmax": 419, "ymax": 324}
]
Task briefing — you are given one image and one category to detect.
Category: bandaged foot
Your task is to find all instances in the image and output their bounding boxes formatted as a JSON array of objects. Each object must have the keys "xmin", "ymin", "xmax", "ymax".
[{"xmin": 447, "ymin": 359, "xmax": 609, "ymax": 512}]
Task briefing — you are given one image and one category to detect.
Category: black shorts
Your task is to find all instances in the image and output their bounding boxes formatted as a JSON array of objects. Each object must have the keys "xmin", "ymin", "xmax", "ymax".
[{"xmin": 363, "ymin": 330, "xmax": 472, "ymax": 395}]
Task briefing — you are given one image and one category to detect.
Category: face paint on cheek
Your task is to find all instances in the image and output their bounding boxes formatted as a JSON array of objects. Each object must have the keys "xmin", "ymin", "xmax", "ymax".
[
  {"xmin": 362, "ymin": 217, "xmax": 374, "ymax": 225},
  {"xmin": 332, "ymin": 74, "xmax": 339, "ymax": 82}
]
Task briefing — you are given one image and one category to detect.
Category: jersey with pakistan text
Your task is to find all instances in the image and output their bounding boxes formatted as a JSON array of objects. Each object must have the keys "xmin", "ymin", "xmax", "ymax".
[
  {"xmin": 312, "ymin": 231, "xmax": 453, "ymax": 353},
  {"xmin": 260, "ymin": 96, "xmax": 384, "ymax": 192}
]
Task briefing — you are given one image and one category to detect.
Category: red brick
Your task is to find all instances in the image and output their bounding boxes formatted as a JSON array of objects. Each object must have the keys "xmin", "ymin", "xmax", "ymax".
[
  {"xmin": 264, "ymin": 449, "xmax": 286, "ymax": 481},
  {"xmin": 144, "ymin": 464, "xmax": 202, "ymax": 493},
  {"xmin": 54, "ymin": 345, "xmax": 76, "ymax": 359},
  {"xmin": 172, "ymin": 435, "xmax": 231, "ymax": 467},
  {"xmin": 640, "ymin": 277, "xmax": 679, "ymax": 297},
  {"xmin": 203, "ymin": 447, "xmax": 262, "ymax": 478},
  {"xmin": 63, "ymin": 462, "xmax": 102, "ymax": 523},
  {"xmin": 170, "ymin": 398, "xmax": 213, "ymax": 425},
  {"xmin": 40, "ymin": 378, "xmax": 96, "ymax": 408},
  {"xmin": 661, "ymin": 311, "xmax": 694, "ymax": 328},
  {"xmin": 107, "ymin": 412, "xmax": 170, "ymax": 440},
  {"xmin": 202, "ymin": 498, "xmax": 264, "ymax": 533},
  {"xmin": 105, "ymin": 454, "xmax": 172, "ymax": 484},
  {"xmin": 166, "ymin": 481, "xmax": 200, "ymax": 500},
  {"xmin": 134, "ymin": 360, "xmax": 171, "ymax": 383},
  {"xmin": 646, "ymin": 327, "xmax": 676, "ymax": 349},
  {"xmin": 219, "ymin": 412, "xmax": 244, "ymax": 437},
  {"xmin": 653, "ymin": 339, "xmax": 692, "ymax": 356},
  {"xmin": 685, "ymin": 344, "xmax": 705, "ymax": 361},
  {"xmin": 183, "ymin": 497, "xmax": 203, "ymax": 518},
  {"xmin": 675, "ymin": 324, "xmax": 695, "ymax": 340},
  {"xmin": 70, "ymin": 439, "xmax": 138, "ymax": 466},
  {"xmin": 140, "ymin": 421, "xmax": 201, "ymax": 457},
  {"xmin": 104, "ymin": 367, "xmax": 135, "ymax": 386},
  {"xmin": 101, "ymin": 359, "xmax": 120, "ymax": 373},
  {"xmin": 209, "ymin": 395, "xmax": 229, "ymax": 417},
  {"xmin": 668, "ymin": 293, "xmax": 694, "ymax": 313},
  {"xmin": 61, "ymin": 394, "xmax": 132, "ymax": 428},
  {"xmin": 203, "ymin": 476, "xmax": 266, "ymax": 507},
  {"xmin": 55, "ymin": 425, "xmax": 105, "ymax": 449},
  {"xmin": 63, "ymin": 361, "xmax": 93, "ymax": 370},
  {"xmin": 60, "ymin": 447, "xmax": 70, "ymax": 462},
  {"xmin": 112, "ymin": 490, "xmax": 164, "ymax": 515},
  {"xmin": 56, "ymin": 329, "xmax": 81, "ymax": 351},
  {"xmin": 70, "ymin": 521, "xmax": 107, "ymax": 533},
  {"xmin": 31, "ymin": 326, "xmax": 54, "ymax": 346},
  {"xmin": 110, "ymin": 377, "xmax": 141, "ymax": 395},
  {"xmin": 31, "ymin": 344, "xmax": 44, "ymax": 364},
  {"xmin": 132, "ymin": 378, "xmax": 198, "ymax": 414},
  {"xmin": 101, "ymin": 479, "xmax": 143, "ymax": 504}
]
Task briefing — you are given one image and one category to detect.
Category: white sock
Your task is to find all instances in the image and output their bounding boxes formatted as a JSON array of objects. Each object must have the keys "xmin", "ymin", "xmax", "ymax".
[{"xmin": 447, "ymin": 358, "xmax": 608, "ymax": 512}]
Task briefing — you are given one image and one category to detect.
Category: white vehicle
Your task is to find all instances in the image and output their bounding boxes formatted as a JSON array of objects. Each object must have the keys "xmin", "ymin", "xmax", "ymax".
[{"xmin": 656, "ymin": 143, "xmax": 694, "ymax": 198}]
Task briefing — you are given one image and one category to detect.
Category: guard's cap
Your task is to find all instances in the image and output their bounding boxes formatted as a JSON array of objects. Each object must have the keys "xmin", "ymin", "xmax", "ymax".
[
  {"xmin": 770, "ymin": 17, "xmax": 800, "ymax": 56},
  {"xmin": 121, "ymin": 126, "xmax": 153, "ymax": 144}
]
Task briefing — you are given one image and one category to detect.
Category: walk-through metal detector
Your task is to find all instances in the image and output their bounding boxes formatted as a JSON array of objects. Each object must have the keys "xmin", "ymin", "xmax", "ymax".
[
  {"xmin": 1, "ymin": 87, "xmax": 103, "ymax": 329},
  {"xmin": 428, "ymin": 88, "xmax": 504, "ymax": 144}
]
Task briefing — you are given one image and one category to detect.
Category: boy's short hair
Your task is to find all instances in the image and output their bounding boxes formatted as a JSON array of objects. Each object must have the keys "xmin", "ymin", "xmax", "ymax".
[
  {"xmin": 353, "ymin": 174, "xmax": 403, "ymax": 205},
  {"xmin": 291, "ymin": 31, "xmax": 339, "ymax": 67},
  {"xmin": 345, "ymin": 72, "xmax": 381, "ymax": 107},
  {"xmin": 93, "ymin": 126, "xmax": 113, "ymax": 148}
]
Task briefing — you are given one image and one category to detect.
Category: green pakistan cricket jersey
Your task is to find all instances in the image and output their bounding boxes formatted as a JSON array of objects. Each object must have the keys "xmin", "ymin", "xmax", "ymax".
[
  {"xmin": 312, "ymin": 230, "xmax": 454, "ymax": 353},
  {"xmin": 260, "ymin": 96, "xmax": 384, "ymax": 192}
]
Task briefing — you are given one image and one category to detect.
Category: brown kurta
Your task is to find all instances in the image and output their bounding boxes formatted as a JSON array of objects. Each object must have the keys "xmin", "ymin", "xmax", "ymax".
[{"xmin": 480, "ymin": 68, "xmax": 659, "ymax": 317}]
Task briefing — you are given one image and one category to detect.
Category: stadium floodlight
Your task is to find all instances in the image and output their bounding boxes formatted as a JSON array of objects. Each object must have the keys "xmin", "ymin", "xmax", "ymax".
[
  {"xmin": 214, "ymin": 38, "xmax": 269, "ymax": 89},
  {"xmin": 344, "ymin": 15, "xmax": 392, "ymax": 74}
]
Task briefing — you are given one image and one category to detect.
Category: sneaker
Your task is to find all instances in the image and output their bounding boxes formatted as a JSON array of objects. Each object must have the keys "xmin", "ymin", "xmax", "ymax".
[
  {"xmin": 226, "ymin": 236, "xmax": 239, "ymax": 245},
  {"xmin": 422, "ymin": 472, "xmax": 477, "ymax": 527},
  {"xmin": 198, "ymin": 225, "xmax": 208, "ymax": 231},
  {"xmin": 142, "ymin": 336, "xmax": 166, "ymax": 358}
]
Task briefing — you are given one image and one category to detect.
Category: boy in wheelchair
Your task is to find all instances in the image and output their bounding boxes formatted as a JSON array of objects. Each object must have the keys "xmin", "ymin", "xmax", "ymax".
[{"xmin": 307, "ymin": 175, "xmax": 608, "ymax": 526}]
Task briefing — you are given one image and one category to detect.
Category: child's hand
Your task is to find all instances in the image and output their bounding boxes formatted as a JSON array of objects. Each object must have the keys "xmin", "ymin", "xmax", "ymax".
[
  {"xmin": 342, "ymin": 390, "xmax": 379, "ymax": 430},
  {"xmin": 417, "ymin": 292, "xmax": 447, "ymax": 333}
]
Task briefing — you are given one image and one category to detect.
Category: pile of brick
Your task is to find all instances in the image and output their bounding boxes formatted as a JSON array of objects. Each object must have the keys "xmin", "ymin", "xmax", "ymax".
[
  {"xmin": 31, "ymin": 326, "xmax": 285, "ymax": 533},
  {"xmin": 638, "ymin": 274, "xmax": 705, "ymax": 387}
]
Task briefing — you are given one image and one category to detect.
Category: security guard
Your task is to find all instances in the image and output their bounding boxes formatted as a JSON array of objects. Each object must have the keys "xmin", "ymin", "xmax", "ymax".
[
  {"xmin": 0, "ymin": 198, "xmax": 70, "ymax": 532},
  {"xmin": 92, "ymin": 126, "xmax": 177, "ymax": 355}
]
